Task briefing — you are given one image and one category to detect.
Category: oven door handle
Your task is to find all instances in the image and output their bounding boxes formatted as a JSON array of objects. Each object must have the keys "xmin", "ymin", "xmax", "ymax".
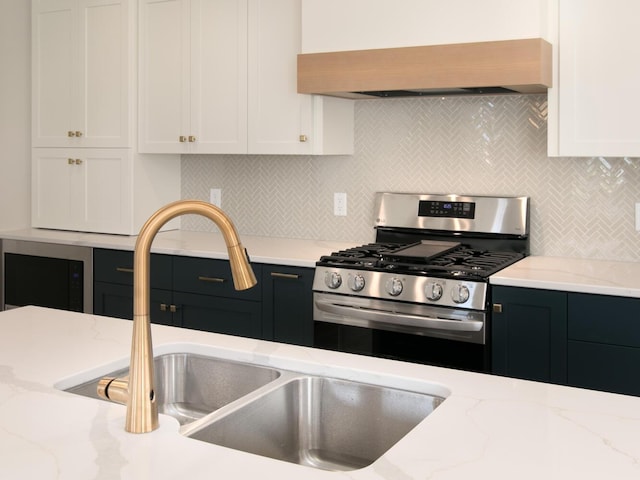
[{"xmin": 314, "ymin": 299, "xmax": 483, "ymax": 332}]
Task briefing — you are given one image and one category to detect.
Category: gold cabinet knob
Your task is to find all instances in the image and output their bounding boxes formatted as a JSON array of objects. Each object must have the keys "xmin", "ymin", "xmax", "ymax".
[
  {"xmin": 188, "ymin": 135, "xmax": 196, "ymax": 142},
  {"xmin": 68, "ymin": 158, "xmax": 75, "ymax": 165},
  {"xmin": 179, "ymin": 136, "xmax": 187, "ymax": 142},
  {"xmin": 75, "ymin": 159, "xmax": 83, "ymax": 165},
  {"xmin": 299, "ymin": 134, "xmax": 308, "ymax": 142},
  {"xmin": 68, "ymin": 131, "xmax": 76, "ymax": 137},
  {"xmin": 75, "ymin": 131, "xmax": 83, "ymax": 137}
]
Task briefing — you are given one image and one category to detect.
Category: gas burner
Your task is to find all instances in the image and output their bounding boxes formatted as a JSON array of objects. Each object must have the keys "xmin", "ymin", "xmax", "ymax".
[{"xmin": 317, "ymin": 242, "xmax": 524, "ymax": 280}]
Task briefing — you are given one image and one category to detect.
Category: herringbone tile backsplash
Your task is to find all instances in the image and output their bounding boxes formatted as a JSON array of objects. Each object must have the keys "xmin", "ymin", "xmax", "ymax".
[{"xmin": 182, "ymin": 94, "xmax": 640, "ymax": 262}]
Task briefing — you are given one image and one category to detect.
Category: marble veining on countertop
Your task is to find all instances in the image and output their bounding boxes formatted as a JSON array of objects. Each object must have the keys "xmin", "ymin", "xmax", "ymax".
[
  {"xmin": 0, "ymin": 306, "xmax": 639, "ymax": 479},
  {"xmin": 490, "ymin": 255, "xmax": 640, "ymax": 298}
]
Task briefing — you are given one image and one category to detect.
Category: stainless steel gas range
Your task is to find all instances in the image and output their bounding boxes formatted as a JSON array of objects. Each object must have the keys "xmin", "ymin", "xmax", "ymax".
[{"xmin": 312, "ymin": 192, "xmax": 529, "ymax": 372}]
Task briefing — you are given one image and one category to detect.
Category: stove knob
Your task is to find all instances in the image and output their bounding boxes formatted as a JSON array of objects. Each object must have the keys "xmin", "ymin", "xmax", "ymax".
[
  {"xmin": 324, "ymin": 271, "xmax": 342, "ymax": 289},
  {"xmin": 348, "ymin": 274, "xmax": 366, "ymax": 292},
  {"xmin": 451, "ymin": 284, "xmax": 470, "ymax": 304},
  {"xmin": 425, "ymin": 281, "xmax": 443, "ymax": 301},
  {"xmin": 385, "ymin": 277, "xmax": 403, "ymax": 297}
]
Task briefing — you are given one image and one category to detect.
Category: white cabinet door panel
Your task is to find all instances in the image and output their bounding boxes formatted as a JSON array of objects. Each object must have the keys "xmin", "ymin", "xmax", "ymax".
[
  {"xmin": 190, "ymin": 0, "xmax": 247, "ymax": 153},
  {"xmin": 32, "ymin": 0, "xmax": 132, "ymax": 148},
  {"xmin": 550, "ymin": 0, "xmax": 640, "ymax": 156}
]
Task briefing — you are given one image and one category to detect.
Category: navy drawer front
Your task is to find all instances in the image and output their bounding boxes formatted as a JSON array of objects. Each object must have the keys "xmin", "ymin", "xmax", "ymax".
[
  {"xmin": 173, "ymin": 256, "xmax": 262, "ymax": 301},
  {"xmin": 568, "ymin": 340, "xmax": 640, "ymax": 396},
  {"xmin": 93, "ymin": 249, "xmax": 172, "ymax": 290},
  {"xmin": 568, "ymin": 293, "xmax": 640, "ymax": 348}
]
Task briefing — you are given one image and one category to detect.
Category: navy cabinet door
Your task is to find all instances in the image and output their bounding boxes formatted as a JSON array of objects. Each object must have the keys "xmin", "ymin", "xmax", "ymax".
[
  {"xmin": 262, "ymin": 265, "xmax": 314, "ymax": 346},
  {"xmin": 174, "ymin": 291, "xmax": 262, "ymax": 339},
  {"xmin": 492, "ymin": 286, "xmax": 568, "ymax": 384}
]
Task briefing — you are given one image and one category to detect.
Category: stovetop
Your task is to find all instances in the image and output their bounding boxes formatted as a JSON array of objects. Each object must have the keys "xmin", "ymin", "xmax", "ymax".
[{"xmin": 316, "ymin": 242, "xmax": 525, "ymax": 281}]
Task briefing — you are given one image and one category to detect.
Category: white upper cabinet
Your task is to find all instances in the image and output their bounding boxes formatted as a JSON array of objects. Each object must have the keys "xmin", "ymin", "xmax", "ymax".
[
  {"xmin": 547, "ymin": 0, "xmax": 640, "ymax": 157},
  {"xmin": 301, "ymin": 0, "xmax": 554, "ymax": 53},
  {"xmin": 32, "ymin": 0, "xmax": 133, "ymax": 148},
  {"xmin": 248, "ymin": 0, "xmax": 353, "ymax": 155},
  {"xmin": 138, "ymin": 0, "xmax": 248, "ymax": 154},
  {"xmin": 139, "ymin": 0, "xmax": 353, "ymax": 155},
  {"xmin": 31, "ymin": 0, "xmax": 181, "ymax": 235}
]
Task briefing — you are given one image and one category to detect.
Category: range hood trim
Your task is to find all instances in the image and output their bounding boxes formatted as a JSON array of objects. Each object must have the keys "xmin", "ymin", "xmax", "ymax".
[{"xmin": 297, "ymin": 38, "xmax": 552, "ymax": 99}]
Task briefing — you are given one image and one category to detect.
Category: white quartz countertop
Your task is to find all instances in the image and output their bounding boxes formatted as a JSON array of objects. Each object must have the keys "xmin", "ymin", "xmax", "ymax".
[
  {"xmin": 490, "ymin": 255, "xmax": 640, "ymax": 298},
  {"xmin": 1, "ymin": 306, "xmax": 639, "ymax": 479},
  {"xmin": 0, "ymin": 228, "xmax": 358, "ymax": 268},
  {"xmin": 4, "ymin": 228, "xmax": 640, "ymax": 296}
]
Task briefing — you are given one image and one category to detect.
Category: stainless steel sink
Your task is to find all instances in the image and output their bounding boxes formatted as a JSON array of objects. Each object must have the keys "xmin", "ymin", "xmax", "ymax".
[
  {"xmin": 185, "ymin": 376, "xmax": 445, "ymax": 471},
  {"xmin": 65, "ymin": 352, "xmax": 446, "ymax": 470},
  {"xmin": 65, "ymin": 353, "xmax": 281, "ymax": 425}
]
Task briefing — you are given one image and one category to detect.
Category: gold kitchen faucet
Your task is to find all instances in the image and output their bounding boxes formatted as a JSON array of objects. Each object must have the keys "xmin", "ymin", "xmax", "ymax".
[{"xmin": 97, "ymin": 200, "xmax": 257, "ymax": 433}]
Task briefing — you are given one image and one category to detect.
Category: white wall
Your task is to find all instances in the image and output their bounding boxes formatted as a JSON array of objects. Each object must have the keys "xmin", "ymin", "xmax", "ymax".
[{"xmin": 0, "ymin": 1, "xmax": 31, "ymax": 230}]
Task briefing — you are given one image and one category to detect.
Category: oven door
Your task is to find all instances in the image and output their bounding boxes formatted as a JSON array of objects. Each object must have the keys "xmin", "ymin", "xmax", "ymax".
[{"xmin": 313, "ymin": 292, "xmax": 489, "ymax": 371}]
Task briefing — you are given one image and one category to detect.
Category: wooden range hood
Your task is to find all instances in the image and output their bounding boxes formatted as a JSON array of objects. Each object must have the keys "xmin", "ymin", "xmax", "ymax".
[{"xmin": 297, "ymin": 38, "xmax": 552, "ymax": 99}]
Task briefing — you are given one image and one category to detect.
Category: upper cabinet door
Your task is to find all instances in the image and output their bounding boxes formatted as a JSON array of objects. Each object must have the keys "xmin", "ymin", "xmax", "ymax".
[
  {"xmin": 138, "ymin": 0, "xmax": 189, "ymax": 153},
  {"xmin": 190, "ymin": 0, "xmax": 248, "ymax": 153},
  {"xmin": 548, "ymin": 0, "xmax": 640, "ymax": 157},
  {"xmin": 32, "ymin": 0, "xmax": 133, "ymax": 148}
]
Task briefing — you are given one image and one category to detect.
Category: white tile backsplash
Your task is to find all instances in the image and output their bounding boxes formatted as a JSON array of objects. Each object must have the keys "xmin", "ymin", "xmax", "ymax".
[{"xmin": 182, "ymin": 94, "xmax": 640, "ymax": 262}]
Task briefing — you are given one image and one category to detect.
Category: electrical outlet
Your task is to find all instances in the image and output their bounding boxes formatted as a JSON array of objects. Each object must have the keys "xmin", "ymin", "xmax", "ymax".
[
  {"xmin": 636, "ymin": 203, "xmax": 640, "ymax": 231},
  {"xmin": 334, "ymin": 192, "xmax": 347, "ymax": 216},
  {"xmin": 209, "ymin": 188, "xmax": 222, "ymax": 208}
]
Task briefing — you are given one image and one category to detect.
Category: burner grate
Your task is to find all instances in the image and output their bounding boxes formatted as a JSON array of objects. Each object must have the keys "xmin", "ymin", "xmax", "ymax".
[{"xmin": 317, "ymin": 243, "xmax": 524, "ymax": 279}]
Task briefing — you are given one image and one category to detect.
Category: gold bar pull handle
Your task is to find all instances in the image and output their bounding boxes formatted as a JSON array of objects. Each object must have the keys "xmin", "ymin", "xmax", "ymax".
[
  {"xmin": 493, "ymin": 303, "xmax": 503, "ymax": 313},
  {"xmin": 116, "ymin": 267, "xmax": 134, "ymax": 273},
  {"xmin": 270, "ymin": 272, "xmax": 300, "ymax": 280},
  {"xmin": 169, "ymin": 304, "xmax": 177, "ymax": 313},
  {"xmin": 75, "ymin": 131, "xmax": 83, "ymax": 137},
  {"xmin": 299, "ymin": 134, "xmax": 308, "ymax": 142},
  {"xmin": 188, "ymin": 135, "xmax": 196, "ymax": 142},
  {"xmin": 160, "ymin": 303, "xmax": 168, "ymax": 312},
  {"xmin": 68, "ymin": 158, "xmax": 75, "ymax": 165},
  {"xmin": 75, "ymin": 159, "xmax": 83, "ymax": 165},
  {"xmin": 198, "ymin": 275, "xmax": 226, "ymax": 283},
  {"xmin": 179, "ymin": 135, "xmax": 187, "ymax": 142},
  {"xmin": 68, "ymin": 131, "xmax": 76, "ymax": 137}
]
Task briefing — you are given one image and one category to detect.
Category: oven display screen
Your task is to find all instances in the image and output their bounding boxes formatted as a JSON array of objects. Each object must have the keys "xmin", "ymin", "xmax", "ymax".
[{"xmin": 418, "ymin": 200, "xmax": 476, "ymax": 219}]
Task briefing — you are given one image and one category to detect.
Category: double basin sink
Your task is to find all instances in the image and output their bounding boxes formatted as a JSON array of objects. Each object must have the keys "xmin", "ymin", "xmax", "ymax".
[{"xmin": 65, "ymin": 352, "xmax": 446, "ymax": 472}]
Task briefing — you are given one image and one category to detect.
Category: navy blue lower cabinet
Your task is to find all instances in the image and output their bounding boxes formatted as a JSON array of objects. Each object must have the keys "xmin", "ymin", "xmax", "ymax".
[
  {"xmin": 93, "ymin": 249, "xmax": 174, "ymax": 325},
  {"xmin": 491, "ymin": 286, "xmax": 568, "ymax": 384},
  {"xmin": 567, "ymin": 293, "xmax": 640, "ymax": 396},
  {"xmin": 93, "ymin": 249, "xmax": 329, "ymax": 348},
  {"xmin": 261, "ymin": 265, "xmax": 314, "ymax": 346}
]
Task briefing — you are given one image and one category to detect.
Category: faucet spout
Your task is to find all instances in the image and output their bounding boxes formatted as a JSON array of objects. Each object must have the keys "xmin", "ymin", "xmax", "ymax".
[{"xmin": 97, "ymin": 200, "xmax": 257, "ymax": 433}]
